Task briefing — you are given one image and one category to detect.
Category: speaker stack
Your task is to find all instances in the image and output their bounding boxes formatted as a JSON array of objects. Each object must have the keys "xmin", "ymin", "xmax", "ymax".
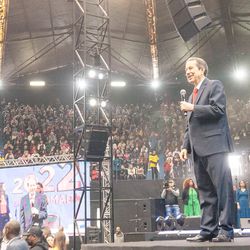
[
  {"xmin": 84, "ymin": 127, "xmax": 109, "ymax": 162},
  {"xmin": 167, "ymin": 0, "xmax": 212, "ymax": 41},
  {"xmin": 114, "ymin": 198, "xmax": 165, "ymax": 233}
]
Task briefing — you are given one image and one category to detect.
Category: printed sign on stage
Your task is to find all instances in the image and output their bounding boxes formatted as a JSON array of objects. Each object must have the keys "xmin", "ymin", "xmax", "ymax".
[{"xmin": 0, "ymin": 161, "xmax": 90, "ymax": 234}]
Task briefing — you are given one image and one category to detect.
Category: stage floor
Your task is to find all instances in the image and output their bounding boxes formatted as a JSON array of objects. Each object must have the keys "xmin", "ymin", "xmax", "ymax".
[{"xmin": 81, "ymin": 237, "xmax": 250, "ymax": 250}]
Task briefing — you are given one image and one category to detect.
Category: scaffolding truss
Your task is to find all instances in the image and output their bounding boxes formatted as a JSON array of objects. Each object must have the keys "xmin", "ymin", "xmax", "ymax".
[
  {"xmin": 0, "ymin": 154, "xmax": 73, "ymax": 168},
  {"xmin": 73, "ymin": 0, "xmax": 113, "ymax": 246}
]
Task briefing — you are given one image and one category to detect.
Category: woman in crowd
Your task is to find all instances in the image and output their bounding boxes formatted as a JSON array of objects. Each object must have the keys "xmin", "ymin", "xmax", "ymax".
[
  {"xmin": 53, "ymin": 229, "xmax": 67, "ymax": 250},
  {"xmin": 182, "ymin": 178, "xmax": 201, "ymax": 217},
  {"xmin": 236, "ymin": 180, "xmax": 249, "ymax": 228},
  {"xmin": 46, "ymin": 234, "xmax": 55, "ymax": 250},
  {"xmin": 0, "ymin": 183, "xmax": 10, "ymax": 237}
]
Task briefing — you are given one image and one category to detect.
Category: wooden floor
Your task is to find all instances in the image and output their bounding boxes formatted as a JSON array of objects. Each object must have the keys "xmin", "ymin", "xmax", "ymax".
[{"xmin": 81, "ymin": 237, "xmax": 250, "ymax": 250}]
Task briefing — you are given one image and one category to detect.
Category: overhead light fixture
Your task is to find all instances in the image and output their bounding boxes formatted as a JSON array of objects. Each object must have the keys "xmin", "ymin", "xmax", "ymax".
[
  {"xmin": 110, "ymin": 81, "xmax": 126, "ymax": 87},
  {"xmin": 30, "ymin": 81, "xmax": 45, "ymax": 87},
  {"xmin": 88, "ymin": 69, "xmax": 96, "ymax": 78},
  {"xmin": 100, "ymin": 100, "xmax": 107, "ymax": 108},
  {"xmin": 76, "ymin": 78, "xmax": 87, "ymax": 89},
  {"xmin": 89, "ymin": 98, "xmax": 97, "ymax": 107},
  {"xmin": 98, "ymin": 72, "xmax": 104, "ymax": 80},
  {"xmin": 233, "ymin": 67, "xmax": 247, "ymax": 82},
  {"xmin": 150, "ymin": 79, "xmax": 160, "ymax": 89},
  {"xmin": 228, "ymin": 154, "xmax": 242, "ymax": 176}
]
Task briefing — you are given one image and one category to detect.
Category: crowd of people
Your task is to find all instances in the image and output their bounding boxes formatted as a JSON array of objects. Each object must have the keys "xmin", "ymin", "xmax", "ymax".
[
  {"xmin": 0, "ymin": 220, "xmax": 68, "ymax": 250},
  {"xmin": 1, "ymin": 99, "xmax": 73, "ymax": 160},
  {"xmin": 1, "ymin": 96, "xmax": 250, "ymax": 182}
]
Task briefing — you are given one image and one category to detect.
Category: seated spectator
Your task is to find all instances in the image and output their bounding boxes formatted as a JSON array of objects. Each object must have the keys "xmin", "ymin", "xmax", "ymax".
[
  {"xmin": 127, "ymin": 164, "xmax": 136, "ymax": 180},
  {"xmin": 120, "ymin": 165, "xmax": 128, "ymax": 180},
  {"xmin": 90, "ymin": 166, "xmax": 99, "ymax": 181},
  {"xmin": 136, "ymin": 164, "xmax": 145, "ymax": 179}
]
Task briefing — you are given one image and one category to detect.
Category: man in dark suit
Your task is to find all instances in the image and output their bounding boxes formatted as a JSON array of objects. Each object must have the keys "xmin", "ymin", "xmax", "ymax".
[
  {"xmin": 180, "ymin": 57, "xmax": 235, "ymax": 242},
  {"xmin": 20, "ymin": 176, "xmax": 47, "ymax": 233}
]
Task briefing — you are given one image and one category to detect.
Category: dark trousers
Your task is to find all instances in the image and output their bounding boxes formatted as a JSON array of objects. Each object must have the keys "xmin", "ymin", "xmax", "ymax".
[
  {"xmin": 193, "ymin": 152, "xmax": 235, "ymax": 236},
  {"xmin": 151, "ymin": 167, "xmax": 158, "ymax": 180}
]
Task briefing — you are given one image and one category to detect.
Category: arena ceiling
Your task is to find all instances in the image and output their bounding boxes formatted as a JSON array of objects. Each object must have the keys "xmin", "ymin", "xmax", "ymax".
[{"xmin": 2, "ymin": 0, "xmax": 250, "ymax": 86}]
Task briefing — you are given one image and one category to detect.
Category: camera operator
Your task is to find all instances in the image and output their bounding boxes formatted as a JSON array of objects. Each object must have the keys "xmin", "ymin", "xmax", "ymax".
[{"xmin": 161, "ymin": 179, "xmax": 181, "ymax": 219}]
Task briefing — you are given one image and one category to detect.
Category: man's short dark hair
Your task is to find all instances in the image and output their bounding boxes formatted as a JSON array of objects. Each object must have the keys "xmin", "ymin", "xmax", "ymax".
[
  {"xmin": 6, "ymin": 220, "xmax": 21, "ymax": 237},
  {"xmin": 23, "ymin": 226, "xmax": 43, "ymax": 238},
  {"xmin": 186, "ymin": 57, "xmax": 208, "ymax": 76},
  {"xmin": 37, "ymin": 182, "xmax": 43, "ymax": 188}
]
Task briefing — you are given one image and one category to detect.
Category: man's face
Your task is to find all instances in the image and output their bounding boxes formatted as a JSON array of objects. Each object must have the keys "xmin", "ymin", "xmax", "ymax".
[
  {"xmin": 36, "ymin": 185, "xmax": 42, "ymax": 193},
  {"xmin": 185, "ymin": 60, "xmax": 205, "ymax": 85},
  {"xmin": 28, "ymin": 179, "xmax": 37, "ymax": 194},
  {"xmin": 168, "ymin": 180, "xmax": 174, "ymax": 187},
  {"xmin": 26, "ymin": 235, "xmax": 35, "ymax": 246}
]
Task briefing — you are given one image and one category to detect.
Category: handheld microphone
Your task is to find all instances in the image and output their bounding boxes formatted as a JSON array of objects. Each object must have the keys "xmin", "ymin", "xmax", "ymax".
[{"xmin": 180, "ymin": 89, "xmax": 187, "ymax": 116}]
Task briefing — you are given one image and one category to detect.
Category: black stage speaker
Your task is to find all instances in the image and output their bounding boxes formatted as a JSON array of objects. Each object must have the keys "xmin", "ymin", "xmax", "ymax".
[
  {"xmin": 114, "ymin": 198, "xmax": 165, "ymax": 233},
  {"xmin": 240, "ymin": 218, "xmax": 250, "ymax": 229},
  {"xmin": 85, "ymin": 128, "xmax": 109, "ymax": 162},
  {"xmin": 167, "ymin": 0, "xmax": 211, "ymax": 41},
  {"xmin": 182, "ymin": 216, "xmax": 201, "ymax": 230}
]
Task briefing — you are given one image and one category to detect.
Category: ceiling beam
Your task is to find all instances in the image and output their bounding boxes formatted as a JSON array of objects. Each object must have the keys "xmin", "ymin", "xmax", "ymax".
[
  {"xmin": 219, "ymin": 0, "xmax": 237, "ymax": 68},
  {"xmin": 0, "ymin": 0, "xmax": 8, "ymax": 79},
  {"xmin": 144, "ymin": 0, "xmax": 159, "ymax": 80}
]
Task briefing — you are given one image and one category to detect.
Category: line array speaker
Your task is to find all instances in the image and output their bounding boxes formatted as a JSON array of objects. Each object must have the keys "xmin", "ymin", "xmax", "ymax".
[
  {"xmin": 167, "ymin": 0, "xmax": 212, "ymax": 41},
  {"xmin": 85, "ymin": 128, "xmax": 109, "ymax": 162}
]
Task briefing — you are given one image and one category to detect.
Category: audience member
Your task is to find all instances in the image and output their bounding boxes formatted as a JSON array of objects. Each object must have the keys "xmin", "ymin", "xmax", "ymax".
[
  {"xmin": 53, "ymin": 230, "xmax": 67, "ymax": 250},
  {"xmin": 114, "ymin": 226, "xmax": 124, "ymax": 243},
  {"xmin": 182, "ymin": 178, "xmax": 201, "ymax": 217},
  {"xmin": 0, "ymin": 183, "xmax": 10, "ymax": 237},
  {"xmin": 236, "ymin": 180, "xmax": 250, "ymax": 228},
  {"xmin": 24, "ymin": 226, "xmax": 48, "ymax": 250},
  {"xmin": 148, "ymin": 150, "xmax": 159, "ymax": 180},
  {"xmin": 2, "ymin": 220, "xmax": 29, "ymax": 250}
]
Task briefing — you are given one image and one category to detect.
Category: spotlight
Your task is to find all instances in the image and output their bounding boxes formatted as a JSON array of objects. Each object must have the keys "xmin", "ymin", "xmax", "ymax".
[
  {"xmin": 89, "ymin": 98, "xmax": 97, "ymax": 107},
  {"xmin": 100, "ymin": 100, "xmax": 107, "ymax": 108},
  {"xmin": 164, "ymin": 215, "xmax": 172, "ymax": 227},
  {"xmin": 233, "ymin": 67, "xmax": 247, "ymax": 81},
  {"xmin": 110, "ymin": 81, "xmax": 126, "ymax": 87},
  {"xmin": 98, "ymin": 72, "xmax": 104, "ymax": 80},
  {"xmin": 150, "ymin": 79, "xmax": 160, "ymax": 89},
  {"xmin": 155, "ymin": 216, "xmax": 165, "ymax": 231},
  {"xmin": 76, "ymin": 78, "xmax": 86, "ymax": 89},
  {"xmin": 30, "ymin": 81, "xmax": 45, "ymax": 87},
  {"xmin": 88, "ymin": 69, "xmax": 96, "ymax": 78},
  {"xmin": 176, "ymin": 214, "xmax": 185, "ymax": 227},
  {"xmin": 228, "ymin": 154, "xmax": 242, "ymax": 176}
]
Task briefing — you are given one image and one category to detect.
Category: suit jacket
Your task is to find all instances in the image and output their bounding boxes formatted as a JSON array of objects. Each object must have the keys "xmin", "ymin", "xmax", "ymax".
[
  {"xmin": 182, "ymin": 78, "xmax": 234, "ymax": 157},
  {"xmin": 20, "ymin": 192, "xmax": 47, "ymax": 232},
  {"xmin": 6, "ymin": 237, "xmax": 29, "ymax": 250}
]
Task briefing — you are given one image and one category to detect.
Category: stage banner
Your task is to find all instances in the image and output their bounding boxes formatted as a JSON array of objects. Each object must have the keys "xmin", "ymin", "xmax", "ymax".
[{"xmin": 0, "ymin": 161, "xmax": 90, "ymax": 234}]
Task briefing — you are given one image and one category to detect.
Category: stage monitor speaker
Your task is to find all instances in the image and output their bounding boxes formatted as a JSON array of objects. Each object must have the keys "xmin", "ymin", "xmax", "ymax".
[
  {"xmin": 114, "ymin": 198, "xmax": 165, "ymax": 233},
  {"xmin": 85, "ymin": 128, "xmax": 109, "ymax": 162},
  {"xmin": 240, "ymin": 218, "xmax": 250, "ymax": 229},
  {"xmin": 167, "ymin": 0, "xmax": 211, "ymax": 41},
  {"xmin": 182, "ymin": 216, "xmax": 201, "ymax": 230}
]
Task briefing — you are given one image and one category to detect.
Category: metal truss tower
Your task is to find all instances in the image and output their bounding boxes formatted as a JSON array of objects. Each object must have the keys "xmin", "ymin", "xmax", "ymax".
[{"xmin": 73, "ymin": 0, "xmax": 113, "ymax": 246}]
